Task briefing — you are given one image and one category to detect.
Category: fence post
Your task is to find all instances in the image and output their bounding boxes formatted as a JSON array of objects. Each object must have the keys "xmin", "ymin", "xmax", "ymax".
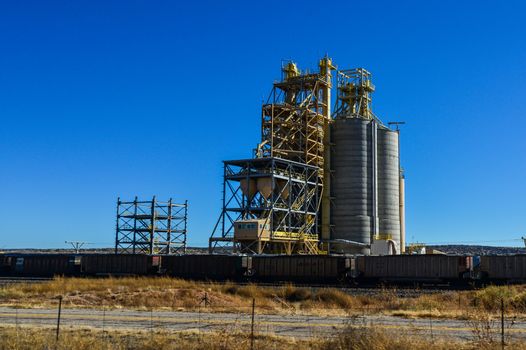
[
  {"xmin": 15, "ymin": 305, "xmax": 18, "ymax": 348},
  {"xmin": 251, "ymin": 298, "xmax": 256, "ymax": 350},
  {"xmin": 501, "ymin": 298, "xmax": 505, "ymax": 349},
  {"xmin": 56, "ymin": 296, "xmax": 63, "ymax": 342},
  {"xmin": 102, "ymin": 307, "xmax": 106, "ymax": 348}
]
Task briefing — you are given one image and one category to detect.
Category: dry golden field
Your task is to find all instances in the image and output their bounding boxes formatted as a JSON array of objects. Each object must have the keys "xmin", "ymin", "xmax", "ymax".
[
  {"xmin": 0, "ymin": 323, "xmax": 520, "ymax": 350},
  {"xmin": 1, "ymin": 277, "xmax": 526, "ymax": 319},
  {"xmin": 2, "ymin": 278, "xmax": 526, "ymax": 349}
]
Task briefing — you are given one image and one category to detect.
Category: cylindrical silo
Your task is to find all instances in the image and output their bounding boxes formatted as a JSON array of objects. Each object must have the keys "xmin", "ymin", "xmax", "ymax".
[
  {"xmin": 330, "ymin": 117, "xmax": 374, "ymax": 254},
  {"xmin": 399, "ymin": 173, "xmax": 405, "ymax": 253},
  {"xmin": 377, "ymin": 127, "xmax": 401, "ymax": 252}
]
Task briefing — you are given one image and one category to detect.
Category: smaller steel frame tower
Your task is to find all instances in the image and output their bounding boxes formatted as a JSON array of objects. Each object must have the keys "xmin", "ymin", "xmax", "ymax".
[
  {"xmin": 334, "ymin": 68, "xmax": 376, "ymax": 120},
  {"xmin": 209, "ymin": 158, "xmax": 321, "ymax": 255},
  {"xmin": 115, "ymin": 196, "xmax": 188, "ymax": 255}
]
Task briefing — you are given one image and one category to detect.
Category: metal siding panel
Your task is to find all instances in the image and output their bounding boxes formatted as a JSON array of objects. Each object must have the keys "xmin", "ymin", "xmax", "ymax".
[{"xmin": 298, "ymin": 257, "xmax": 305, "ymax": 277}]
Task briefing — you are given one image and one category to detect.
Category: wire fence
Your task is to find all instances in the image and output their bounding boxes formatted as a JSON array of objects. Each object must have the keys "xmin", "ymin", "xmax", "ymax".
[{"xmin": 1, "ymin": 296, "xmax": 526, "ymax": 348}]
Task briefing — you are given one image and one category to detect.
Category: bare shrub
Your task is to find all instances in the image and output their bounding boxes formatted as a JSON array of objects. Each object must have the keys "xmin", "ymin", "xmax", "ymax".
[
  {"xmin": 317, "ymin": 316, "xmax": 457, "ymax": 350},
  {"xmin": 314, "ymin": 289, "xmax": 356, "ymax": 309},
  {"xmin": 466, "ymin": 310, "xmax": 497, "ymax": 346},
  {"xmin": 283, "ymin": 286, "xmax": 312, "ymax": 302},
  {"xmin": 472, "ymin": 286, "xmax": 514, "ymax": 311}
]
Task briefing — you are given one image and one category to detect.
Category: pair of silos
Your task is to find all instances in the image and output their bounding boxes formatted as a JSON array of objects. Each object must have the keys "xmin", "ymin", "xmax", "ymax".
[{"xmin": 330, "ymin": 117, "xmax": 401, "ymax": 254}]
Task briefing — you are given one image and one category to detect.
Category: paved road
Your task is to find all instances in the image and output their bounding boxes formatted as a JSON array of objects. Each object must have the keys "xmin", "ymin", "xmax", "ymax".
[{"xmin": 1, "ymin": 307, "xmax": 525, "ymax": 341}]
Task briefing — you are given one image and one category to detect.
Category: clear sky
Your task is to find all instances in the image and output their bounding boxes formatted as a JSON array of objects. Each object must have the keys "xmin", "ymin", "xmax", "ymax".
[{"xmin": 1, "ymin": 1, "xmax": 525, "ymax": 249}]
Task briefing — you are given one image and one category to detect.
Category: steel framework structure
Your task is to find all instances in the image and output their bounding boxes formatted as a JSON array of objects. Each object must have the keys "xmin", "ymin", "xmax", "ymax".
[
  {"xmin": 115, "ymin": 196, "xmax": 188, "ymax": 255},
  {"xmin": 256, "ymin": 57, "xmax": 335, "ymax": 246},
  {"xmin": 257, "ymin": 61, "xmax": 331, "ymax": 173},
  {"xmin": 208, "ymin": 158, "xmax": 321, "ymax": 255},
  {"xmin": 334, "ymin": 68, "xmax": 377, "ymax": 120}
]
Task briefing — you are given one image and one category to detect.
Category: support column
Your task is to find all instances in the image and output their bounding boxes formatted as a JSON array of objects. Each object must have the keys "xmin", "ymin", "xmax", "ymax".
[
  {"xmin": 371, "ymin": 120, "xmax": 379, "ymax": 242},
  {"xmin": 399, "ymin": 173, "xmax": 406, "ymax": 253},
  {"xmin": 320, "ymin": 56, "xmax": 335, "ymax": 246}
]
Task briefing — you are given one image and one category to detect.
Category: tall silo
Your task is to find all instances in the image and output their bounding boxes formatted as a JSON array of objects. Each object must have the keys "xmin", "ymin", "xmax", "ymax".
[
  {"xmin": 377, "ymin": 126, "xmax": 401, "ymax": 249},
  {"xmin": 330, "ymin": 117, "xmax": 374, "ymax": 254}
]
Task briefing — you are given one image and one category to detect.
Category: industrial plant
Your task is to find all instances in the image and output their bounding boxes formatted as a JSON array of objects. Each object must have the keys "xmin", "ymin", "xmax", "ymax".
[
  {"xmin": 3, "ymin": 56, "xmax": 526, "ymax": 288},
  {"xmin": 209, "ymin": 56, "xmax": 405, "ymax": 256}
]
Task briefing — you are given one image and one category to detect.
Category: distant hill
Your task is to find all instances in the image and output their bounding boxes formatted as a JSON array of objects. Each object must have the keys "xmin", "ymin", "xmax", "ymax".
[
  {"xmin": 0, "ymin": 247, "xmax": 213, "ymax": 255},
  {"xmin": 428, "ymin": 245, "xmax": 526, "ymax": 255}
]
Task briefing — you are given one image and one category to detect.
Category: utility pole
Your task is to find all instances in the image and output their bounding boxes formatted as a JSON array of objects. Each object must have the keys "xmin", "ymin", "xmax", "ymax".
[
  {"xmin": 65, "ymin": 241, "xmax": 89, "ymax": 253},
  {"xmin": 388, "ymin": 121, "xmax": 406, "ymax": 131}
]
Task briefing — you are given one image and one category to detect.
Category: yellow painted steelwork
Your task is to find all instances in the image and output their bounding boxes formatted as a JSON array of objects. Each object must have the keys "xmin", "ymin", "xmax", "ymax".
[
  {"xmin": 258, "ymin": 59, "xmax": 331, "ymax": 171},
  {"xmin": 337, "ymin": 68, "xmax": 375, "ymax": 120},
  {"xmin": 374, "ymin": 234, "xmax": 393, "ymax": 240},
  {"xmin": 255, "ymin": 57, "xmax": 336, "ymax": 254},
  {"xmin": 319, "ymin": 56, "xmax": 336, "ymax": 245},
  {"xmin": 272, "ymin": 231, "xmax": 318, "ymax": 241},
  {"xmin": 283, "ymin": 62, "xmax": 300, "ymax": 79}
]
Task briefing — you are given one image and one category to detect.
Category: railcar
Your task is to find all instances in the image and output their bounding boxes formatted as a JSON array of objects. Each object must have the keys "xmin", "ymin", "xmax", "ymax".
[
  {"xmin": 0, "ymin": 252, "xmax": 525, "ymax": 287},
  {"xmin": 250, "ymin": 255, "xmax": 350, "ymax": 283},
  {"xmin": 80, "ymin": 254, "xmax": 159, "ymax": 276},
  {"xmin": 161, "ymin": 254, "xmax": 249, "ymax": 281},
  {"xmin": 0, "ymin": 254, "xmax": 80, "ymax": 277},
  {"xmin": 0, "ymin": 255, "xmax": 15, "ymax": 276},
  {"xmin": 351, "ymin": 255, "xmax": 474, "ymax": 286},
  {"xmin": 478, "ymin": 255, "xmax": 526, "ymax": 283}
]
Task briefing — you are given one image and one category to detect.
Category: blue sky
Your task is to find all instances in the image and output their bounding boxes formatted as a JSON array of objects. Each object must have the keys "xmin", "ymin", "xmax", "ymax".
[{"xmin": 0, "ymin": 1, "xmax": 525, "ymax": 248}]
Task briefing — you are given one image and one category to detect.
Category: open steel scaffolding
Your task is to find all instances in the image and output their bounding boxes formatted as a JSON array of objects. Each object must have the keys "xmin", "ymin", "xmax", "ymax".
[
  {"xmin": 334, "ymin": 68, "xmax": 376, "ymax": 120},
  {"xmin": 208, "ymin": 158, "xmax": 321, "ymax": 255},
  {"xmin": 115, "ymin": 196, "xmax": 188, "ymax": 255},
  {"xmin": 256, "ymin": 58, "xmax": 335, "ymax": 246},
  {"xmin": 257, "ymin": 58, "xmax": 333, "ymax": 172}
]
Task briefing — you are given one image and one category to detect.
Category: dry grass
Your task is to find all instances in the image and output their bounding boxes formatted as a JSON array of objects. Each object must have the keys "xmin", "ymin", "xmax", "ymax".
[
  {"xmin": 0, "ymin": 277, "xmax": 365, "ymax": 315},
  {"xmin": 319, "ymin": 321, "xmax": 526, "ymax": 350},
  {"xmin": 0, "ymin": 325, "xmax": 312, "ymax": 350},
  {"xmin": 1, "ymin": 322, "xmax": 524, "ymax": 350},
  {"xmin": 2, "ymin": 277, "xmax": 526, "ymax": 320}
]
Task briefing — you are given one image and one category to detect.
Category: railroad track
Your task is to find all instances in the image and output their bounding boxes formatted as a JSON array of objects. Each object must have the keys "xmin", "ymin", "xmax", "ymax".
[
  {"xmin": 0, "ymin": 277, "xmax": 52, "ymax": 285},
  {"xmin": 196, "ymin": 280, "xmax": 463, "ymax": 297}
]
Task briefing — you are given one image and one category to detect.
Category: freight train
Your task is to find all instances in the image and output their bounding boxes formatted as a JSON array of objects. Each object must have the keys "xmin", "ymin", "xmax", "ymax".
[{"xmin": 1, "ymin": 253, "xmax": 525, "ymax": 287}]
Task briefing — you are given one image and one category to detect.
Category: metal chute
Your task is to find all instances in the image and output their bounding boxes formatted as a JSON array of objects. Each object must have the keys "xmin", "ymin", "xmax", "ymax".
[
  {"xmin": 256, "ymin": 178, "xmax": 272, "ymax": 199},
  {"xmin": 240, "ymin": 178, "xmax": 257, "ymax": 202}
]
